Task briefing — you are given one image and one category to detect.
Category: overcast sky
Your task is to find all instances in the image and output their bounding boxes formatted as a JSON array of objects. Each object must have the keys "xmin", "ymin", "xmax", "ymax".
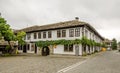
[{"xmin": 0, "ymin": 0, "xmax": 120, "ymax": 41}]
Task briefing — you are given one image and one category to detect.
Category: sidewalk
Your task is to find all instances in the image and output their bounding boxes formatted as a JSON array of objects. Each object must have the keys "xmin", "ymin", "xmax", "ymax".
[
  {"xmin": 13, "ymin": 53, "xmax": 41, "ymax": 57},
  {"xmin": 49, "ymin": 54, "xmax": 84, "ymax": 59},
  {"xmin": 4, "ymin": 51, "xmax": 105, "ymax": 58}
]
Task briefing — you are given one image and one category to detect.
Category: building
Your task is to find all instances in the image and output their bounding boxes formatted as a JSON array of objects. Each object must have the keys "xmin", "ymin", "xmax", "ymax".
[
  {"xmin": 0, "ymin": 38, "xmax": 18, "ymax": 54},
  {"xmin": 118, "ymin": 42, "xmax": 120, "ymax": 51},
  {"xmin": 15, "ymin": 18, "xmax": 104, "ymax": 56},
  {"xmin": 103, "ymin": 39, "xmax": 113, "ymax": 51}
]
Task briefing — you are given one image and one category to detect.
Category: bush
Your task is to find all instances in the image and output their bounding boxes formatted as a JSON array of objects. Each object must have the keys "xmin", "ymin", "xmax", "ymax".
[
  {"xmin": 118, "ymin": 49, "xmax": 120, "ymax": 52},
  {"xmin": 5, "ymin": 45, "xmax": 11, "ymax": 53},
  {"xmin": 82, "ymin": 52, "xmax": 87, "ymax": 56},
  {"xmin": 1, "ymin": 53, "xmax": 11, "ymax": 57},
  {"xmin": 87, "ymin": 53, "xmax": 91, "ymax": 55},
  {"xmin": 94, "ymin": 50, "xmax": 98, "ymax": 53}
]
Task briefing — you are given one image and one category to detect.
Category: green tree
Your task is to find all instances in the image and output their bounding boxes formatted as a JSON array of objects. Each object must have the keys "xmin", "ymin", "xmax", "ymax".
[
  {"xmin": 0, "ymin": 33, "xmax": 2, "ymax": 39},
  {"xmin": 118, "ymin": 42, "xmax": 120, "ymax": 51},
  {"xmin": 118, "ymin": 42, "xmax": 120, "ymax": 47},
  {"xmin": 0, "ymin": 16, "xmax": 26, "ymax": 53},
  {"xmin": 16, "ymin": 31, "xmax": 26, "ymax": 46},
  {"xmin": 111, "ymin": 38, "xmax": 117, "ymax": 50},
  {"xmin": 0, "ymin": 17, "xmax": 15, "ymax": 53}
]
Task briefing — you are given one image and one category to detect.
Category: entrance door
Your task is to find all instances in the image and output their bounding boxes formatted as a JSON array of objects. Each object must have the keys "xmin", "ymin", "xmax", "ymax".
[
  {"xmin": 88, "ymin": 45, "xmax": 90, "ymax": 54},
  {"xmin": 75, "ymin": 45, "xmax": 79, "ymax": 56},
  {"xmin": 42, "ymin": 46, "xmax": 50, "ymax": 56},
  {"xmin": 35, "ymin": 44, "xmax": 37, "ymax": 53},
  {"xmin": 27, "ymin": 44, "xmax": 30, "ymax": 50},
  {"xmin": 23, "ymin": 45, "xmax": 27, "ymax": 53}
]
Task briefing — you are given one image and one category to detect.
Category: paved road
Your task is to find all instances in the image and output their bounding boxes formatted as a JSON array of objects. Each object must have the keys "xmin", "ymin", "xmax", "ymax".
[
  {"xmin": 64, "ymin": 51, "xmax": 120, "ymax": 73},
  {"xmin": 0, "ymin": 55, "xmax": 85, "ymax": 73}
]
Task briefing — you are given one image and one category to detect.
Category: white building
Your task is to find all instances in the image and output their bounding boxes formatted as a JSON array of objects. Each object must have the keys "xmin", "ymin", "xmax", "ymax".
[
  {"xmin": 16, "ymin": 18, "xmax": 104, "ymax": 56},
  {"xmin": 103, "ymin": 39, "xmax": 113, "ymax": 51}
]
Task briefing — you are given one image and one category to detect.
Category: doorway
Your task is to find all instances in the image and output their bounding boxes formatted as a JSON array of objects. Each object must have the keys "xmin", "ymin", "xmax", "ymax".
[
  {"xmin": 35, "ymin": 44, "xmax": 37, "ymax": 53},
  {"xmin": 75, "ymin": 45, "xmax": 79, "ymax": 56},
  {"xmin": 23, "ymin": 45, "xmax": 27, "ymax": 53},
  {"xmin": 42, "ymin": 46, "xmax": 50, "ymax": 56}
]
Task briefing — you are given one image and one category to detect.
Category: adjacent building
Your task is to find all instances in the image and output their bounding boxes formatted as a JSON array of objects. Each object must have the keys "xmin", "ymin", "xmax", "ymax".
[
  {"xmin": 15, "ymin": 18, "xmax": 104, "ymax": 56},
  {"xmin": 103, "ymin": 39, "xmax": 113, "ymax": 50},
  {"xmin": 0, "ymin": 38, "xmax": 18, "ymax": 54}
]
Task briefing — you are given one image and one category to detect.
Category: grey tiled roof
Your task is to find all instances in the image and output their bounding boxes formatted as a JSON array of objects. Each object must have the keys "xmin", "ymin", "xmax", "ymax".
[
  {"xmin": 15, "ymin": 20, "xmax": 104, "ymax": 40},
  {"xmin": 15, "ymin": 20, "xmax": 86, "ymax": 32}
]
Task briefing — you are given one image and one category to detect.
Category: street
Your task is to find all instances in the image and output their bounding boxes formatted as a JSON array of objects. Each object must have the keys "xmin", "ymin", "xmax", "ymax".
[
  {"xmin": 0, "ymin": 51, "xmax": 120, "ymax": 73},
  {"xmin": 64, "ymin": 51, "xmax": 120, "ymax": 73},
  {"xmin": 0, "ymin": 55, "xmax": 84, "ymax": 73}
]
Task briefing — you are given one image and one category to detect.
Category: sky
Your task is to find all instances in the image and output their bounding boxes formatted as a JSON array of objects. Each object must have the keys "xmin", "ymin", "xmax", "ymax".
[{"xmin": 0, "ymin": 0, "xmax": 120, "ymax": 41}]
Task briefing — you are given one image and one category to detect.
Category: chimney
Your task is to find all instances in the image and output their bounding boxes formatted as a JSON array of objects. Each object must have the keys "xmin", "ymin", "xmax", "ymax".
[{"xmin": 75, "ymin": 17, "xmax": 79, "ymax": 21}]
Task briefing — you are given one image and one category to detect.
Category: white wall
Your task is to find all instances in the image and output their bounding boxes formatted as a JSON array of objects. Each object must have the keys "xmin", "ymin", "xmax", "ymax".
[
  {"xmin": 84, "ymin": 26, "xmax": 103, "ymax": 44},
  {"xmin": 54, "ymin": 45, "xmax": 64, "ymax": 54},
  {"xmin": 25, "ymin": 27, "xmax": 83, "ymax": 42},
  {"xmin": 53, "ymin": 45, "xmax": 75, "ymax": 55},
  {"xmin": 24, "ymin": 26, "xmax": 103, "ymax": 44},
  {"xmin": 23, "ymin": 26, "xmax": 103, "ymax": 55},
  {"xmin": 79, "ymin": 44, "xmax": 82, "ymax": 55}
]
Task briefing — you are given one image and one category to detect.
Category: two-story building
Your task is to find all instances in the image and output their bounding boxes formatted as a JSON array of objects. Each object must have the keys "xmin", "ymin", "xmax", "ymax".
[
  {"xmin": 103, "ymin": 39, "xmax": 113, "ymax": 51},
  {"xmin": 15, "ymin": 18, "xmax": 104, "ymax": 56}
]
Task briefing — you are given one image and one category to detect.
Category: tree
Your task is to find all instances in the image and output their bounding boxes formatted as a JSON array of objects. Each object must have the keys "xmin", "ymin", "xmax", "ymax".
[
  {"xmin": 0, "ymin": 17, "xmax": 14, "ymax": 53},
  {"xmin": 118, "ymin": 42, "xmax": 120, "ymax": 52},
  {"xmin": 0, "ymin": 33, "xmax": 2, "ymax": 39},
  {"xmin": 0, "ymin": 16, "xmax": 26, "ymax": 54},
  {"xmin": 16, "ymin": 31, "xmax": 26, "ymax": 46},
  {"xmin": 111, "ymin": 38, "xmax": 117, "ymax": 50},
  {"xmin": 118, "ymin": 42, "xmax": 120, "ymax": 47}
]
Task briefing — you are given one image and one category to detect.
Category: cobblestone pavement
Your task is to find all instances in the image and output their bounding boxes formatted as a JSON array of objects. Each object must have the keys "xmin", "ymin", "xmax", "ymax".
[
  {"xmin": 0, "ymin": 55, "xmax": 85, "ymax": 73},
  {"xmin": 65, "ymin": 51, "xmax": 120, "ymax": 73}
]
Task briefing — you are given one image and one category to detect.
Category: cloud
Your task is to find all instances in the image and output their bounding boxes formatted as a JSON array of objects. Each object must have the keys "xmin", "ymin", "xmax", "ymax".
[{"xmin": 0, "ymin": 0, "xmax": 120, "ymax": 41}]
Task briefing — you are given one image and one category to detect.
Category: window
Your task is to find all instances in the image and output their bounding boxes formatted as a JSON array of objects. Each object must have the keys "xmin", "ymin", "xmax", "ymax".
[
  {"xmin": 69, "ymin": 44, "xmax": 73, "ymax": 51},
  {"xmin": 69, "ymin": 29, "xmax": 74, "ymax": 37},
  {"xmin": 43, "ymin": 32, "xmax": 46, "ymax": 38},
  {"xmin": 93, "ymin": 34, "xmax": 94, "ymax": 40},
  {"xmin": 48, "ymin": 31, "xmax": 52, "ymax": 38},
  {"xmin": 62, "ymin": 30, "xmax": 66, "ymax": 37},
  {"xmin": 27, "ymin": 44, "xmax": 30, "ymax": 50},
  {"xmin": 85, "ymin": 30, "xmax": 88, "ymax": 37},
  {"xmin": 18, "ymin": 45, "xmax": 23, "ymax": 50},
  {"xmin": 38, "ymin": 32, "xmax": 41, "ymax": 39},
  {"xmin": 64, "ymin": 44, "xmax": 73, "ymax": 52},
  {"xmin": 82, "ymin": 27, "xmax": 84, "ymax": 37},
  {"xmin": 27, "ymin": 33, "xmax": 31, "ymax": 40},
  {"xmin": 90, "ymin": 33, "xmax": 91, "ymax": 39},
  {"xmin": 57, "ymin": 30, "xmax": 61, "ymax": 38},
  {"xmin": 64, "ymin": 45, "xmax": 68, "ymax": 51},
  {"xmin": 75, "ymin": 28, "xmax": 80, "ymax": 37},
  {"xmin": 24, "ymin": 35, "xmax": 26, "ymax": 40},
  {"xmin": 34, "ymin": 32, "xmax": 37, "ymax": 39}
]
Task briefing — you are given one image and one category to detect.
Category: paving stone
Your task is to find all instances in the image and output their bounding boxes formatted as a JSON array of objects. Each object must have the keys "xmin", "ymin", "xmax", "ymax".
[{"xmin": 0, "ymin": 55, "xmax": 85, "ymax": 73}]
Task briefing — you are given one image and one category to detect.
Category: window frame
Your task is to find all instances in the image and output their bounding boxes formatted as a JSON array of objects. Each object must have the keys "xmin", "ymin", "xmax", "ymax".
[
  {"xmin": 85, "ymin": 30, "xmax": 88, "ymax": 37},
  {"xmin": 69, "ymin": 29, "xmax": 74, "ymax": 37},
  {"xmin": 33, "ymin": 32, "xmax": 37, "ymax": 39},
  {"xmin": 27, "ymin": 33, "xmax": 31, "ymax": 40},
  {"xmin": 48, "ymin": 31, "xmax": 52, "ymax": 38},
  {"xmin": 75, "ymin": 28, "xmax": 80, "ymax": 37},
  {"xmin": 62, "ymin": 30, "xmax": 66, "ymax": 37},
  {"xmin": 57, "ymin": 30, "xmax": 61, "ymax": 38},
  {"xmin": 43, "ymin": 31, "xmax": 46, "ymax": 38},
  {"xmin": 64, "ymin": 44, "xmax": 73, "ymax": 52},
  {"xmin": 38, "ymin": 32, "xmax": 41, "ymax": 39}
]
